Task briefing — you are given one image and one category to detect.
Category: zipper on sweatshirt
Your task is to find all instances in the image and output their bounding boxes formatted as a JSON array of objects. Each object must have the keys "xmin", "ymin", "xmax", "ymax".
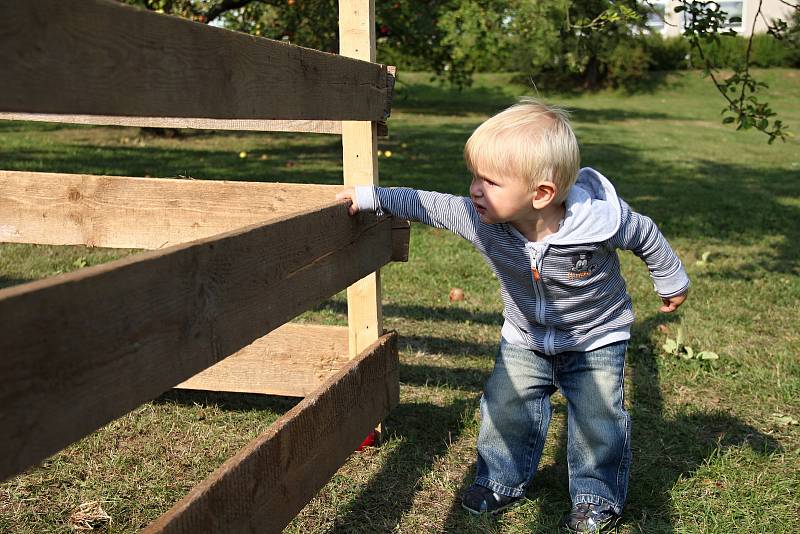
[
  {"xmin": 526, "ymin": 245, "xmax": 547, "ymax": 326},
  {"xmin": 527, "ymin": 243, "xmax": 557, "ymax": 354}
]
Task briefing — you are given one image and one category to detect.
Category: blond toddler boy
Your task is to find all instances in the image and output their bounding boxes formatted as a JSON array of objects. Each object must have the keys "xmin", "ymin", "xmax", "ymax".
[{"xmin": 337, "ymin": 99, "xmax": 688, "ymax": 532}]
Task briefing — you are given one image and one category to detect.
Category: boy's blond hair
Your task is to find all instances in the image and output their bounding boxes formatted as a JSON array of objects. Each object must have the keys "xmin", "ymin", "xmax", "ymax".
[{"xmin": 464, "ymin": 98, "xmax": 580, "ymax": 203}]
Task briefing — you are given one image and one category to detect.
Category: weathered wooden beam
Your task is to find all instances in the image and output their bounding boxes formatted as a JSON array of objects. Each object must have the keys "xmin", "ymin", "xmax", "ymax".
[
  {"xmin": 0, "ymin": 0, "xmax": 392, "ymax": 122},
  {"xmin": 0, "ymin": 171, "xmax": 343, "ymax": 249},
  {"xmin": 0, "ymin": 202, "xmax": 394, "ymax": 482},
  {"xmin": 0, "ymin": 170, "xmax": 410, "ymax": 255},
  {"xmin": 144, "ymin": 332, "xmax": 399, "ymax": 534},
  {"xmin": 175, "ymin": 324, "xmax": 350, "ymax": 398},
  {"xmin": 391, "ymin": 218, "xmax": 411, "ymax": 262},
  {"xmin": 0, "ymin": 114, "xmax": 343, "ymax": 134}
]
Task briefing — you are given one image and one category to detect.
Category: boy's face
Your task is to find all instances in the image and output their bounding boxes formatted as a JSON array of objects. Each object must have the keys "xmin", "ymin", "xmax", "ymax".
[{"xmin": 469, "ymin": 169, "xmax": 536, "ymax": 224}]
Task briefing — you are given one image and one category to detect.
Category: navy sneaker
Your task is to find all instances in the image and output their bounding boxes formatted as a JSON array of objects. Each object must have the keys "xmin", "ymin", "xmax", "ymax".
[
  {"xmin": 461, "ymin": 484, "xmax": 523, "ymax": 515},
  {"xmin": 561, "ymin": 503, "xmax": 621, "ymax": 532}
]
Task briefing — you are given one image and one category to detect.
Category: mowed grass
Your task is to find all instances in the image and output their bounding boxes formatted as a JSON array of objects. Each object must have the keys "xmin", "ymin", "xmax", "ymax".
[{"xmin": 0, "ymin": 70, "xmax": 798, "ymax": 533}]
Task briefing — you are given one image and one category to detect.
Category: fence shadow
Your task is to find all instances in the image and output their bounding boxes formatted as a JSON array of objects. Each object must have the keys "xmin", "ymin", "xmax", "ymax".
[
  {"xmin": 154, "ymin": 388, "xmax": 301, "ymax": 414},
  {"xmin": 393, "ymin": 80, "xmax": 517, "ymax": 117},
  {"xmin": 323, "ymin": 398, "xmax": 477, "ymax": 533},
  {"xmin": 0, "ymin": 276, "xmax": 34, "ymax": 290}
]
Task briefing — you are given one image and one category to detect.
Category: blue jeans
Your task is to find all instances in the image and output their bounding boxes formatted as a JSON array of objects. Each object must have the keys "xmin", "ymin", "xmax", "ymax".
[{"xmin": 474, "ymin": 339, "xmax": 631, "ymax": 515}]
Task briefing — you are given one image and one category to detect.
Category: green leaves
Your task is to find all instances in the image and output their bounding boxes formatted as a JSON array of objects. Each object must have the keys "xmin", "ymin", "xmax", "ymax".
[
  {"xmin": 772, "ymin": 413, "xmax": 799, "ymax": 427},
  {"xmin": 662, "ymin": 337, "xmax": 679, "ymax": 354},
  {"xmin": 661, "ymin": 322, "xmax": 720, "ymax": 361},
  {"xmin": 677, "ymin": 0, "xmax": 792, "ymax": 142},
  {"xmin": 695, "ymin": 251, "xmax": 712, "ymax": 267}
]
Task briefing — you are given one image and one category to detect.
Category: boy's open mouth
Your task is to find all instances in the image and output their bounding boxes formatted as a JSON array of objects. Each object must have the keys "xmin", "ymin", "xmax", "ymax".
[{"xmin": 473, "ymin": 202, "xmax": 486, "ymax": 214}]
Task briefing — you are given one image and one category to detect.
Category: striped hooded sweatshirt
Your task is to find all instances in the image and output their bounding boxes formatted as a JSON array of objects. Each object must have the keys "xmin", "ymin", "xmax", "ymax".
[{"xmin": 355, "ymin": 167, "xmax": 689, "ymax": 355}]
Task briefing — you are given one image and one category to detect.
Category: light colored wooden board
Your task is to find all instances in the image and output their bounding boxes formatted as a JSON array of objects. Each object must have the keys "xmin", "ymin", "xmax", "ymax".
[
  {"xmin": 0, "ymin": 0, "xmax": 390, "ymax": 121},
  {"xmin": 0, "ymin": 171, "xmax": 342, "ymax": 249},
  {"xmin": 144, "ymin": 332, "xmax": 399, "ymax": 534},
  {"xmin": 175, "ymin": 323, "xmax": 349, "ymax": 397},
  {"xmin": 0, "ymin": 113, "xmax": 343, "ymax": 134},
  {"xmin": 340, "ymin": 0, "xmax": 383, "ymax": 358},
  {"xmin": 0, "ymin": 202, "xmax": 394, "ymax": 482},
  {"xmin": 339, "ymin": 0, "xmax": 377, "ymax": 63}
]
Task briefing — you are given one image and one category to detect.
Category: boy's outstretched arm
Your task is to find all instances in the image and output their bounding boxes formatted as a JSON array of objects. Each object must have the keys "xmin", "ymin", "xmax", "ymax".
[
  {"xmin": 336, "ymin": 184, "xmax": 480, "ymax": 243},
  {"xmin": 612, "ymin": 200, "xmax": 690, "ymax": 313}
]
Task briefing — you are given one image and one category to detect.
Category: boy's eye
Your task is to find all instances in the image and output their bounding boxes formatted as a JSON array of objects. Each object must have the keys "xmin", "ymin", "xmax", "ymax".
[{"xmin": 484, "ymin": 178, "xmax": 497, "ymax": 186}]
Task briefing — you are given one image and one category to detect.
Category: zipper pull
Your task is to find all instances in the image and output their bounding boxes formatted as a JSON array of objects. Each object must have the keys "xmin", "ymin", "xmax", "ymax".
[{"xmin": 532, "ymin": 267, "xmax": 541, "ymax": 282}]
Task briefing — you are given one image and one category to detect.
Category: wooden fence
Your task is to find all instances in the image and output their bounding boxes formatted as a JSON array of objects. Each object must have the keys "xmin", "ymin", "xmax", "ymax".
[{"xmin": 0, "ymin": 1, "xmax": 406, "ymax": 531}]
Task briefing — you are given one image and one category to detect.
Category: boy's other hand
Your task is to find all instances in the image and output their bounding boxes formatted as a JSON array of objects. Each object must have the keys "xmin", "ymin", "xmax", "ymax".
[
  {"xmin": 659, "ymin": 291, "xmax": 688, "ymax": 313},
  {"xmin": 335, "ymin": 187, "xmax": 358, "ymax": 215}
]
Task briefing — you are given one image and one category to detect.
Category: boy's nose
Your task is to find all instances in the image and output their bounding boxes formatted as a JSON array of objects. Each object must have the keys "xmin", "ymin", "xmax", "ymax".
[{"xmin": 470, "ymin": 180, "xmax": 482, "ymax": 198}]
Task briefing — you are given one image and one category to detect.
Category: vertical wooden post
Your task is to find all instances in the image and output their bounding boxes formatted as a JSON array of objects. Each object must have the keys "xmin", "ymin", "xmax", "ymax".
[{"xmin": 340, "ymin": 0, "xmax": 382, "ymax": 359}]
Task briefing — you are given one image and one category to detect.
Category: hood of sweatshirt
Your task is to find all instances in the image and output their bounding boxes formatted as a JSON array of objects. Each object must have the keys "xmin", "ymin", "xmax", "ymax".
[{"xmin": 544, "ymin": 167, "xmax": 621, "ymax": 246}]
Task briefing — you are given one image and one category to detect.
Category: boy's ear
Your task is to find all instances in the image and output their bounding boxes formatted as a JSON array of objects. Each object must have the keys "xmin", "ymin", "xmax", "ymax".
[{"xmin": 532, "ymin": 181, "xmax": 558, "ymax": 209}]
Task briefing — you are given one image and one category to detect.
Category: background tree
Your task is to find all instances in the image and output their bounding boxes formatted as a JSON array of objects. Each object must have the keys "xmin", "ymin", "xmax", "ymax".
[
  {"xmin": 672, "ymin": 0, "xmax": 798, "ymax": 141},
  {"xmin": 121, "ymin": 0, "xmax": 472, "ymax": 85},
  {"xmin": 119, "ymin": 0, "xmax": 799, "ymax": 141}
]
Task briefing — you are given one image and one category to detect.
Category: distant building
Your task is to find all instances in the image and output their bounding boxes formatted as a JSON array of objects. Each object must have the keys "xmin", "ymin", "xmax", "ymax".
[{"xmin": 645, "ymin": 0, "xmax": 795, "ymax": 37}]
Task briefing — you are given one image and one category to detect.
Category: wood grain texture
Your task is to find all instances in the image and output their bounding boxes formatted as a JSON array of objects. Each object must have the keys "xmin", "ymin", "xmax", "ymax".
[
  {"xmin": 144, "ymin": 332, "xmax": 399, "ymax": 534},
  {"xmin": 0, "ymin": 171, "xmax": 344, "ymax": 249},
  {"xmin": 0, "ymin": 113, "xmax": 343, "ymax": 134},
  {"xmin": 0, "ymin": 203, "xmax": 394, "ymax": 482},
  {"xmin": 340, "ymin": 0, "xmax": 383, "ymax": 358},
  {"xmin": 0, "ymin": 0, "xmax": 390, "ymax": 121},
  {"xmin": 175, "ymin": 324, "xmax": 350, "ymax": 397}
]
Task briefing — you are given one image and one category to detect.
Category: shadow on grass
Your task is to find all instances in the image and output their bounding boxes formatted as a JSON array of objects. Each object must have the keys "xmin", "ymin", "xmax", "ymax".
[
  {"xmin": 0, "ymin": 140, "xmax": 344, "ymax": 185},
  {"xmin": 0, "ymin": 276, "xmax": 34, "ymax": 290},
  {"xmin": 389, "ymin": 304, "xmax": 503, "ymax": 327},
  {"xmin": 393, "ymin": 70, "xmax": 691, "ymax": 119},
  {"xmin": 400, "ymin": 335, "xmax": 497, "ymax": 360},
  {"xmin": 393, "ymin": 80, "xmax": 518, "ymax": 117},
  {"xmin": 327, "ymin": 398, "xmax": 477, "ymax": 533},
  {"xmin": 621, "ymin": 313, "xmax": 782, "ymax": 531},
  {"xmin": 580, "ymin": 142, "xmax": 800, "ymax": 277},
  {"xmin": 398, "ymin": 362, "xmax": 487, "ymax": 393},
  {"xmin": 312, "ymin": 298, "xmax": 503, "ymax": 328},
  {"xmin": 154, "ymin": 388, "xmax": 301, "ymax": 414},
  {"xmin": 432, "ymin": 313, "xmax": 782, "ymax": 533},
  {"xmin": 568, "ymin": 107, "xmax": 691, "ymax": 124},
  {"xmin": 507, "ymin": 70, "xmax": 690, "ymax": 99}
]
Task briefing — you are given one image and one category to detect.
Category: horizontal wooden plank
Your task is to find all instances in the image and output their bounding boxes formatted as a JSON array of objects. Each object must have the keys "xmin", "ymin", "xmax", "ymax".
[
  {"xmin": 0, "ymin": 113, "xmax": 343, "ymax": 134},
  {"xmin": 0, "ymin": 202, "xmax": 394, "ymax": 482},
  {"xmin": 0, "ymin": 171, "xmax": 344, "ymax": 249},
  {"xmin": 0, "ymin": 114, "xmax": 391, "ymax": 136},
  {"xmin": 145, "ymin": 332, "xmax": 399, "ymax": 534},
  {"xmin": 175, "ymin": 324, "xmax": 350, "ymax": 397},
  {"xmin": 0, "ymin": 0, "xmax": 392, "ymax": 121}
]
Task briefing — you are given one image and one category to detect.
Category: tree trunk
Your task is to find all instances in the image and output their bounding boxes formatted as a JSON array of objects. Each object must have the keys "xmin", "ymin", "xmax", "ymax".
[{"xmin": 583, "ymin": 54, "xmax": 600, "ymax": 90}]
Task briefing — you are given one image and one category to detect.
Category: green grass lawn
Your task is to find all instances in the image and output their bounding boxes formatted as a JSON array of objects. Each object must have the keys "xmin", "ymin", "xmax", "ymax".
[{"xmin": 1, "ymin": 70, "xmax": 798, "ymax": 533}]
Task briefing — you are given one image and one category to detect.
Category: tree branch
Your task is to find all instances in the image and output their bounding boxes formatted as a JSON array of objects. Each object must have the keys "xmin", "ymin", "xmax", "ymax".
[
  {"xmin": 775, "ymin": 0, "xmax": 799, "ymax": 10},
  {"xmin": 205, "ymin": 0, "xmax": 262, "ymax": 24},
  {"xmin": 737, "ymin": 0, "xmax": 763, "ymax": 114}
]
